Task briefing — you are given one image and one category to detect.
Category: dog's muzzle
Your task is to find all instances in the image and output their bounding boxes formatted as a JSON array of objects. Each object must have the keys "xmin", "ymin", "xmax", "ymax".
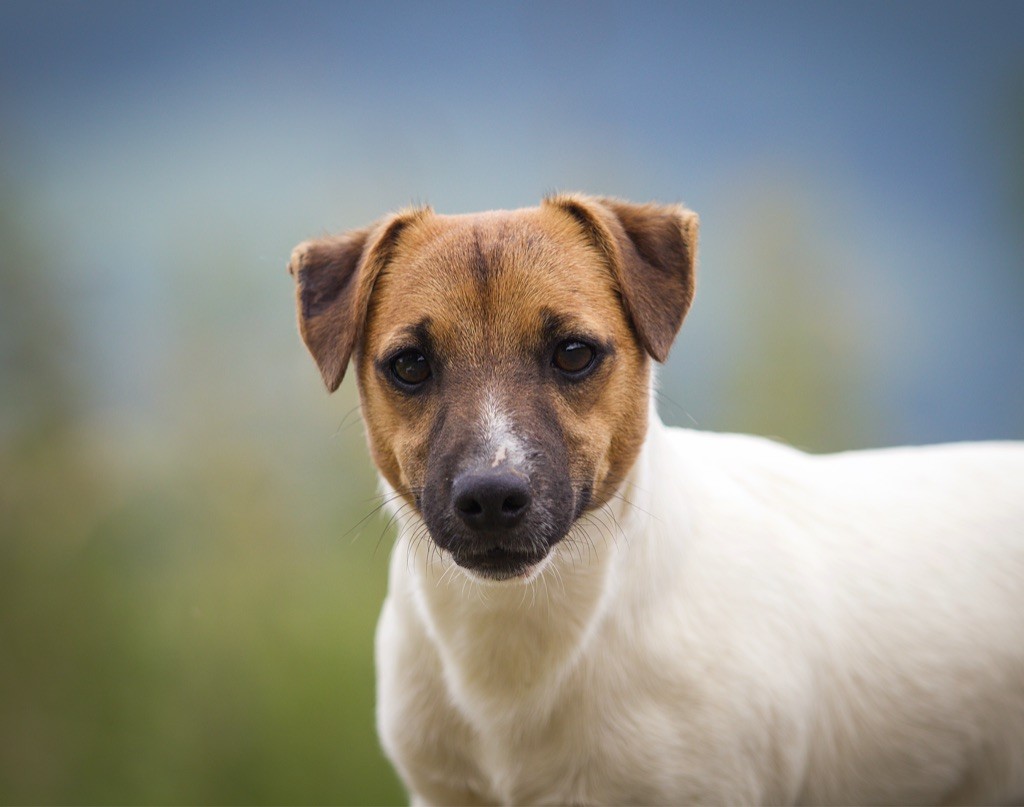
[
  {"xmin": 419, "ymin": 405, "xmax": 577, "ymax": 580},
  {"xmin": 443, "ymin": 466, "xmax": 547, "ymax": 579}
]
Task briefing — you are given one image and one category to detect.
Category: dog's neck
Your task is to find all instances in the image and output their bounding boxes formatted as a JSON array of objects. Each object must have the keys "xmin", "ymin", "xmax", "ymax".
[{"xmin": 384, "ymin": 410, "xmax": 663, "ymax": 717}]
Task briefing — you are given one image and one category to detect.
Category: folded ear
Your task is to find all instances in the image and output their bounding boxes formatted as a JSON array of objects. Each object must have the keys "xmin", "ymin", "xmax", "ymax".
[
  {"xmin": 288, "ymin": 209, "xmax": 427, "ymax": 391},
  {"xmin": 545, "ymin": 193, "xmax": 699, "ymax": 362}
]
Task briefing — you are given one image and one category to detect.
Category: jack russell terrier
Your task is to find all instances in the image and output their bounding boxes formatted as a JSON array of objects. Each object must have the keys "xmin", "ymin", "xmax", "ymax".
[{"xmin": 289, "ymin": 194, "xmax": 1024, "ymax": 805}]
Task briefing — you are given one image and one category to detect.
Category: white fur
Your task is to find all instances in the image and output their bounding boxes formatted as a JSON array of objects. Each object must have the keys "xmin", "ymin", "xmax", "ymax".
[
  {"xmin": 479, "ymin": 391, "xmax": 524, "ymax": 470},
  {"xmin": 376, "ymin": 414, "xmax": 1024, "ymax": 805}
]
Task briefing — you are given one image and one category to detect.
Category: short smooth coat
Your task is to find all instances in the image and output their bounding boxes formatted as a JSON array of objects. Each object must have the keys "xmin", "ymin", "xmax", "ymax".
[{"xmin": 377, "ymin": 412, "xmax": 1024, "ymax": 805}]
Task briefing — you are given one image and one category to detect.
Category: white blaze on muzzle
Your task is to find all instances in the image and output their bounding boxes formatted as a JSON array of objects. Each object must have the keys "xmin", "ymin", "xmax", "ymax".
[{"xmin": 478, "ymin": 391, "xmax": 528, "ymax": 472}]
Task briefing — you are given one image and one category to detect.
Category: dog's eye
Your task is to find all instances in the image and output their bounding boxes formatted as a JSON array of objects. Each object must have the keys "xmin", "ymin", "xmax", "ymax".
[
  {"xmin": 390, "ymin": 350, "xmax": 431, "ymax": 387},
  {"xmin": 553, "ymin": 340, "xmax": 596, "ymax": 376}
]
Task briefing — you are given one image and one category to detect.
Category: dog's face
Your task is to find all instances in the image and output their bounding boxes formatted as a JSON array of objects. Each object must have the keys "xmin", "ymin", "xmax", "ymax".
[{"xmin": 289, "ymin": 195, "xmax": 697, "ymax": 581}]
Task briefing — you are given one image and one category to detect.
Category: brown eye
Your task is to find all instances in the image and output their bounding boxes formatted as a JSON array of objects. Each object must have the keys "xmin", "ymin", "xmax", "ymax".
[
  {"xmin": 390, "ymin": 350, "xmax": 431, "ymax": 387},
  {"xmin": 553, "ymin": 340, "xmax": 596, "ymax": 376}
]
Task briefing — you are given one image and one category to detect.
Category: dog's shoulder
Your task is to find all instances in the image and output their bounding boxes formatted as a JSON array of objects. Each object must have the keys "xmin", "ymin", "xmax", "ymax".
[{"xmin": 657, "ymin": 422, "xmax": 1024, "ymax": 503}]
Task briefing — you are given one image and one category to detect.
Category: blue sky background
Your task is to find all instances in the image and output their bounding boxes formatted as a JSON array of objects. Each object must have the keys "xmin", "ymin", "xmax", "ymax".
[
  {"xmin": 1, "ymin": 3, "xmax": 1023, "ymax": 802},
  {"xmin": 3, "ymin": 1, "xmax": 1023, "ymax": 450}
]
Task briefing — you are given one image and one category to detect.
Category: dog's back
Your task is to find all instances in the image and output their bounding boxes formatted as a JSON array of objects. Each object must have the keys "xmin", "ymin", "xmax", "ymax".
[{"xmin": 655, "ymin": 425, "xmax": 1024, "ymax": 804}]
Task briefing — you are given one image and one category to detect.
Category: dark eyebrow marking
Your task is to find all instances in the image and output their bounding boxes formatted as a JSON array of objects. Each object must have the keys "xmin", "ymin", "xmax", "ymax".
[
  {"xmin": 540, "ymin": 309, "xmax": 572, "ymax": 343},
  {"xmin": 472, "ymin": 227, "xmax": 491, "ymax": 283},
  {"xmin": 540, "ymin": 308, "xmax": 594, "ymax": 342},
  {"xmin": 539, "ymin": 308, "xmax": 615, "ymax": 355},
  {"xmin": 404, "ymin": 317, "xmax": 433, "ymax": 349},
  {"xmin": 376, "ymin": 317, "xmax": 435, "ymax": 365}
]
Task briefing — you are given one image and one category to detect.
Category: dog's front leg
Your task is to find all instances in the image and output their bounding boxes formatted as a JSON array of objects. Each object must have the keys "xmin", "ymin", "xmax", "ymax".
[
  {"xmin": 377, "ymin": 588, "xmax": 500, "ymax": 806},
  {"xmin": 406, "ymin": 778, "xmax": 496, "ymax": 807},
  {"xmin": 419, "ymin": 784, "xmax": 499, "ymax": 807}
]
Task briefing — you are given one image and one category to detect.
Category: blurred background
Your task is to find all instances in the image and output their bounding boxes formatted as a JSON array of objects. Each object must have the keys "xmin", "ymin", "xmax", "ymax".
[{"xmin": 1, "ymin": 1, "xmax": 1022, "ymax": 803}]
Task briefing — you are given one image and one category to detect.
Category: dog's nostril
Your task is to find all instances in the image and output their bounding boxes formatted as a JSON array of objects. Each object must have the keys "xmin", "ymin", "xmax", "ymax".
[
  {"xmin": 456, "ymin": 496, "xmax": 483, "ymax": 516},
  {"xmin": 502, "ymin": 491, "xmax": 529, "ymax": 515}
]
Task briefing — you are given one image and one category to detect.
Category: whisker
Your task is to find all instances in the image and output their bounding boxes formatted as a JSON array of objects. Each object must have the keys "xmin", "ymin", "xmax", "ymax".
[
  {"xmin": 653, "ymin": 389, "xmax": 699, "ymax": 427},
  {"xmin": 580, "ymin": 517, "xmax": 601, "ymax": 563},
  {"xmin": 564, "ymin": 524, "xmax": 586, "ymax": 570},
  {"xmin": 331, "ymin": 402, "xmax": 365, "ymax": 436},
  {"xmin": 608, "ymin": 490, "xmax": 661, "ymax": 524},
  {"xmin": 549, "ymin": 557, "xmax": 567, "ymax": 599},
  {"xmin": 405, "ymin": 523, "xmax": 433, "ymax": 575},
  {"xmin": 597, "ymin": 502, "xmax": 629, "ymax": 547},
  {"xmin": 440, "ymin": 556, "xmax": 460, "ymax": 587},
  {"xmin": 583, "ymin": 510, "xmax": 614, "ymax": 551},
  {"xmin": 374, "ymin": 500, "xmax": 416, "ymax": 557},
  {"xmin": 342, "ymin": 488, "xmax": 417, "ymax": 542}
]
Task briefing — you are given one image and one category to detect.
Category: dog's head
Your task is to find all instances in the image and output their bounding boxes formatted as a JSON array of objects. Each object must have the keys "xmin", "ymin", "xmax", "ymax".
[{"xmin": 289, "ymin": 194, "xmax": 698, "ymax": 581}]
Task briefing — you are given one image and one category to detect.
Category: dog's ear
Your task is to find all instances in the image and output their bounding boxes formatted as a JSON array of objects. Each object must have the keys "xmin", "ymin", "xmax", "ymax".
[
  {"xmin": 545, "ymin": 194, "xmax": 699, "ymax": 362},
  {"xmin": 288, "ymin": 209, "xmax": 427, "ymax": 391}
]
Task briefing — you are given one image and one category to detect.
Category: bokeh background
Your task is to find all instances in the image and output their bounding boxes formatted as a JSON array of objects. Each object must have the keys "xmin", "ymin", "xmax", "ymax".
[{"xmin": 2, "ymin": 1, "xmax": 1023, "ymax": 803}]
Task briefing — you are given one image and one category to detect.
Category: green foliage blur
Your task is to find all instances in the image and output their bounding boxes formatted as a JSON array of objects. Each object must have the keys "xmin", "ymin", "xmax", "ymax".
[{"xmin": 0, "ymin": 182, "xmax": 404, "ymax": 804}]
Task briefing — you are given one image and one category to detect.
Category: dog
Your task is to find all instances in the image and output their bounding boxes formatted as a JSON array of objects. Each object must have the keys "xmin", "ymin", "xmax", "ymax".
[{"xmin": 288, "ymin": 194, "xmax": 1024, "ymax": 805}]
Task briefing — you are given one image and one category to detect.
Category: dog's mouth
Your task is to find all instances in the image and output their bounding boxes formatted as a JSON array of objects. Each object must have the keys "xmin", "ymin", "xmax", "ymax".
[
  {"xmin": 451, "ymin": 545, "xmax": 550, "ymax": 581},
  {"xmin": 419, "ymin": 457, "xmax": 580, "ymax": 582}
]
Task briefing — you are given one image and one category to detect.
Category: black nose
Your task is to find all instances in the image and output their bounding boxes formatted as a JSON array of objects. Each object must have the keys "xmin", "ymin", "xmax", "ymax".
[{"xmin": 452, "ymin": 469, "xmax": 532, "ymax": 531}]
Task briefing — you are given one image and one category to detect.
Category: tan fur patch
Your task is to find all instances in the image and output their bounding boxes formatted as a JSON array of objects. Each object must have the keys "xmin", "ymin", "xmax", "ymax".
[
  {"xmin": 357, "ymin": 206, "xmax": 649, "ymax": 510},
  {"xmin": 290, "ymin": 195, "xmax": 698, "ymax": 527}
]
